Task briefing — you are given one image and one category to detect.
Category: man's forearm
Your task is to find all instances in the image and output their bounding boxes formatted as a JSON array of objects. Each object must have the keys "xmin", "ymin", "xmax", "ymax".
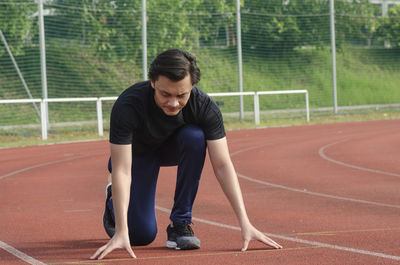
[
  {"xmin": 214, "ymin": 163, "xmax": 250, "ymax": 227},
  {"xmin": 111, "ymin": 171, "xmax": 132, "ymax": 233},
  {"xmin": 109, "ymin": 143, "xmax": 133, "ymax": 233}
]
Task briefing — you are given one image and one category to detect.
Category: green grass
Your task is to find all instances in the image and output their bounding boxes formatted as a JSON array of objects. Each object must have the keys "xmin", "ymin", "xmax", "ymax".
[
  {"xmin": 199, "ymin": 47, "xmax": 400, "ymax": 109},
  {"xmin": 1, "ymin": 42, "xmax": 400, "ymax": 147}
]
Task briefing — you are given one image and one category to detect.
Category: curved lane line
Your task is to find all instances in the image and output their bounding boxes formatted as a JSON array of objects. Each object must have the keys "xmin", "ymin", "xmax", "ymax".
[
  {"xmin": 0, "ymin": 153, "xmax": 104, "ymax": 265},
  {"xmin": 229, "ymin": 139, "xmax": 400, "ymax": 209},
  {"xmin": 237, "ymin": 173, "xmax": 400, "ymax": 209},
  {"xmin": 230, "ymin": 142, "xmax": 274, "ymax": 157},
  {"xmin": 0, "ymin": 153, "xmax": 104, "ymax": 180},
  {"xmin": 319, "ymin": 139, "xmax": 400, "ymax": 178},
  {"xmin": 155, "ymin": 206, "xmax": 400, "ymax": 261},
  {"xmin": 1, "ymin": 133, "xmax": 399, "ymax": 264}
]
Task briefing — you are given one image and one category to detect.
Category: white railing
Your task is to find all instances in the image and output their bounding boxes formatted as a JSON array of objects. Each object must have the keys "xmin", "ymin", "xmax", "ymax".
[
  {"xmin": 0, "ymin": 90, "xmax": 309, "ymax": 140},
  {"xmin": 209, "ymin": 90, "xmax": 309, "ymax": 124}
]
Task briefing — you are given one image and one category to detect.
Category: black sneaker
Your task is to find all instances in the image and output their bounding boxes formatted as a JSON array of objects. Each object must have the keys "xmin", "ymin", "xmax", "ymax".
[
  {"xmin": 166, "ymin": 222, "xmax": 200, "ymax": 250},
  {"xmin": 103, "ymin": 183, "xmax": 115, "ymax": 238}
]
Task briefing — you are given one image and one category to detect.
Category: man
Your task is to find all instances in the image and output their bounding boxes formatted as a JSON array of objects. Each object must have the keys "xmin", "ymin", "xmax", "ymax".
[{"xmin": 91, "ymin": 49, "xmax": 282, "ymax": 260}]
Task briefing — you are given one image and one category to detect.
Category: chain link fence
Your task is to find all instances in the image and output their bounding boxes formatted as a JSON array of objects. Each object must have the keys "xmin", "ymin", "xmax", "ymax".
[{"xmin": 0, "ymin": 0, "xmax": 399, "ymax": 140}]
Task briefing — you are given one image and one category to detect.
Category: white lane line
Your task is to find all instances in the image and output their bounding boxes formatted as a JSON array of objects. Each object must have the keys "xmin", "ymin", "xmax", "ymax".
[
  {"xmin": 0, "ymin": 240, "xmax": 47, "ymax": 265},
  {"xmin": 237, "ymin": 173, "xmax": 400, "ymax": 209},
  {"xmin": 155, "ymin": 206, "xmax": 400, "ymax": 261},
  {"xmin": 0, "ymin": 153, "xmax": 102, "ymax": 264},
  {"xmin": 319, "ymin": 139, "xmax": 400, "ymax": 178},
  {"xmin": 0, "ymin": 154, "xmax": 102, "ymax": 180},
  {"xmin": 229, "ymin": 138, "xmax": 400, "ymax": 209},
  {"xmin": 63, "ymin": 209, "xmax": 92, "ymax": 213},
  {"xmin": 230, "ymin": 142, "xmax": 274, "ymax": 157}
]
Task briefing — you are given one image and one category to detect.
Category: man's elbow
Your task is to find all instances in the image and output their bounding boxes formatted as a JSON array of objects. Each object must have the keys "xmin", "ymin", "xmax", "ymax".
[{"xmin": 212, "ymin": 160, "xmax": 231, "ymax": 179}]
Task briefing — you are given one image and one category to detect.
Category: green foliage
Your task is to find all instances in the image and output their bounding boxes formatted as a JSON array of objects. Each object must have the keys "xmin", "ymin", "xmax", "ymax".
[
  {"xmin": 335, "ymin": 0, "xmax": 383, "ymax": 47},
  {"xmin": 377, "ymin": 5, "xmax": 400, "ymax": 47},
  {"xmin": 0, "ymin": 1, "xmax": 38, "ymax": 56},
  {"xmin": 242, "ymin": 0, "xmax": 331, "ymax": 52},
  {"xmin": 48, "ymin": 0, "xmax": 236, "ymax": 60},
  {"xmin": 1, "ymin": 0, "xmax": 398, "ymax": 60},
  {"xmin": 1, "ymin": 0, "xmax": 400, "ymax": 104},
  {"xmin": 51, "ymin": 0, "xmax": 142, "ymax": 59}
]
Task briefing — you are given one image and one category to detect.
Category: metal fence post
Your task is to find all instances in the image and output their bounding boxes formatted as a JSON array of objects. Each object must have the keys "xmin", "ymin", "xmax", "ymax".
[
  {"xmin": 305, "ymin": 91, "xmax": 310, "ymax": 122},
  {"xmin": 254, "ymin": 92, "xmax": 260, "ymax": 125},
  {"xmin": 142, "ymin": 0, "xmax": 147, "ymax": 80},
  {"xmin": 96, "ymin": 98, "xmax": 103, "ymax": 136},
  {"xmin": 236, "ymin": 0, "xmax": 244, "ymax": 119},
  {"xmin": 330, "ymin": 0, "xmax": 338, "ymax": 114},
  {"xmin": 38, "ymin": 0, "xmax": 49, "ymax": 126},
  {"xmin": 40, "ymin": 100, "xmax": 48, "ymax": 140}
]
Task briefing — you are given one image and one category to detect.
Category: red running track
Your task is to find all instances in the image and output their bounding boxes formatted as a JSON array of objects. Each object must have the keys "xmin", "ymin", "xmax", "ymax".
[{"xmin": 1, "ymin": 119, "xmax": 400, "ymax": 265}]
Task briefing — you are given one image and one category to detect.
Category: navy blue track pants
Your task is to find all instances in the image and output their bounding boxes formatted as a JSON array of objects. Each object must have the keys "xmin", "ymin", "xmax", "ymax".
[{"xmin": 107, "ymin": 125, "xmax": 206, "ymax": 246}]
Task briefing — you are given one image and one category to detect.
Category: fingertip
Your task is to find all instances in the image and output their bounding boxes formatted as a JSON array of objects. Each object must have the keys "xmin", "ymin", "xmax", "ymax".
[
  {"xmin": 97, "ymin": 252, "xmax": 106, "ymax": 260},
  {"xmin": 241, "ymin": 241, "xmax": 249, "ymax": 252},
  {"xmin": 127, "ymin": 248, "xmax": 136, "ymax": 258}
]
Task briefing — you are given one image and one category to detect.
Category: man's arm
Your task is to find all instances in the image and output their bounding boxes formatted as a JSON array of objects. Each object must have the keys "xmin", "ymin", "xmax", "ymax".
[
  {"xmin": 90, "ymin": 143, "xmax": 136, "ymax": 260},
  {"xmin": 207, "ymin": 137, "xmax": 282, "ymax": 251}
]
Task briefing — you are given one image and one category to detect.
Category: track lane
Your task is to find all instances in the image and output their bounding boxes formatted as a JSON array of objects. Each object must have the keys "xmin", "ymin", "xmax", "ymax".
[{"xmin": 1, "ymin": 119, "xmax": 399, "ymax": 264}]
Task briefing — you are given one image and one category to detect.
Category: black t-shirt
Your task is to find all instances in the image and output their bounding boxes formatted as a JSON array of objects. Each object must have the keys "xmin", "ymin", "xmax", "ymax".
[{"xmin": 109, "ymin": 81, "xmax": 226, "ymax": 154}]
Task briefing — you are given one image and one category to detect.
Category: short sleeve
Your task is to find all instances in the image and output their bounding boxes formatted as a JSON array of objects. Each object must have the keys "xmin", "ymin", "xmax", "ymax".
[
  {"xmin": 109, "ymin": 102, "xmax": 139, "ymax": 145},
  {"xmin": 199, "ymin": 97, "xmax": 226, "ymax": 140}
]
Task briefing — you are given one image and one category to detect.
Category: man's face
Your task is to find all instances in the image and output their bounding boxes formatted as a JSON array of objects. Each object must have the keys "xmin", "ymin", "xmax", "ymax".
[{"xmin": 151, "ymin": 75, "xmax": 192, "ymax": 116}]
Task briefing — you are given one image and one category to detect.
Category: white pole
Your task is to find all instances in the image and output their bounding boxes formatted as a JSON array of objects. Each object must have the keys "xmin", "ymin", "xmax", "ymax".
[
  {"xmin": 382, "ymin": 1, "xmax": 388, "ymax": 17},
  {"xmin": 236, "ymin": 0, "xmax": 244, "ymax": 119},
  {"xmin": 330, "ymin": 0, "xmax": 338, "ymax": 114},
  {"xmin": 38, "ymin": 0, "xmax": 49, "ymax": 126},
  {"xmin": 382, "ymin": 1, "xmax": 391, "ymax": 48},
  {"xmin": 96, "ymin": 98, "xmax": 104, "ymax": 136},
  {"xmin": 40, "ymin": 100, "xmax": 47, "ymax": 140},
  {"xmin": 254, "ymin": 93, "xmax": 260, "ymax": 125},
  {"xmin": 305, "ymin": 91, "xmax": 310, "ymax": 122},
  {"xmin": 142, "ymin": 0, "xmax": 147, "ymax": 80}
]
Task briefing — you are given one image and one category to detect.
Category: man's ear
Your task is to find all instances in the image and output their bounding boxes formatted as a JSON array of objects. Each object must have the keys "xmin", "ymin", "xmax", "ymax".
[{"xmin": 150, "ymin": 80, "xmax": 155, "ymax": 89}]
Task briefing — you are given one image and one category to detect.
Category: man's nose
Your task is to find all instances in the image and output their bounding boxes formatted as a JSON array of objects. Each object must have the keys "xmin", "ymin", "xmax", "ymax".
[{"xmin": 167, "ymin": 97, "xmax": 179, "ymax": 107}]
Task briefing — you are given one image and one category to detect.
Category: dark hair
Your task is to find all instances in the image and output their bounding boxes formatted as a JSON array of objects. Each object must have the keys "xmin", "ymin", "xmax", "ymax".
[{"xmin": 148, "ymin": 49, "xmax": 201, "ymax": 85}]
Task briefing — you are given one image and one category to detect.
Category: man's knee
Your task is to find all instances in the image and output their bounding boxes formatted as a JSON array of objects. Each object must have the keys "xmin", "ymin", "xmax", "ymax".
[
  {"xmin": 179, "ymin": 125, "xmax": 206, "ymax": 151},
  {"xmin": 129, "ymin": 226, "xmax": 157, "ymax": 246}
]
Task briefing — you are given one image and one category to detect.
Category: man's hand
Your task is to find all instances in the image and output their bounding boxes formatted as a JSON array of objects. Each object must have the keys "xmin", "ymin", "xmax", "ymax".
[
  {"xmin": 241, "ymin": 223, "xmax": 282, "ymax": 251},
  {"xmin": 91, "ymin": 143, "xmax": 134, "ymax": 260},
  {"xmin": 90, "ymin": 231, "xmax": 136, "ymax": 260},
  {"xmin": 207, "ymin": 138, "xmax": 282, "ymax": 252}
]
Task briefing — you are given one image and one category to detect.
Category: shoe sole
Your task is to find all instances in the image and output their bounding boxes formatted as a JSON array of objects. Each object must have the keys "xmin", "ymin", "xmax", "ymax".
[
  {"xmin": 166, "ymin": 237, "xmax": 200, "ymax": 250},
  {"xmin": 166, "ymin": 240, "xmax": 178, "ymax": 249}
]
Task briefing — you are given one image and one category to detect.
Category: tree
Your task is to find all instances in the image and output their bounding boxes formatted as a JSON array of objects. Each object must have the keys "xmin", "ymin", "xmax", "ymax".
[
  {"xmin": 241, "ymin": 0, "xmax": 331, "ymax": 54},
  {"xmin": 51, "ymin": 0, "xmax": 235, "ymax": 60},
  {"xmin": 335, "ymin": 0, "xmax": 382, "ymax": 47},
  {"xmin": 377, "ymin": 4, "xmax": 400, "ymax": 48},
  {"xmin": 0, "ymin": 1, "xmax": 38, "ymax": 56}
]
